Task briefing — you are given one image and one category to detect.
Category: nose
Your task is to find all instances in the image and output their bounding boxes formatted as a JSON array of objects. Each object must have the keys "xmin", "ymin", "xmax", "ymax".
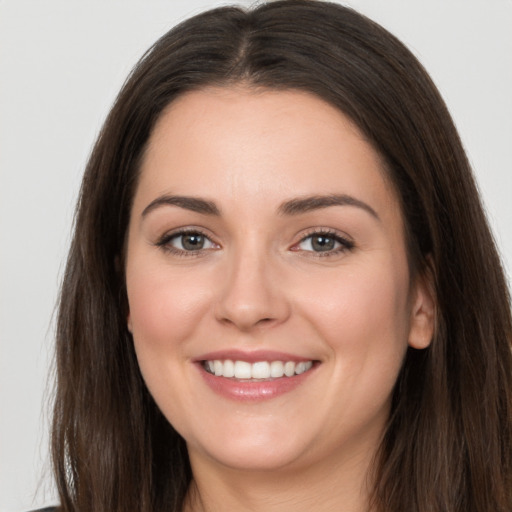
[{"xmin": 214, "ymin": 247, "xmax": 290, "ymax": 332}]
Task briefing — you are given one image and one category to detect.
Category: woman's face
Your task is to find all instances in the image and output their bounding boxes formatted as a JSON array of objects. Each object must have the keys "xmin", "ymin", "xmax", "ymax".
[{"xmin": 125, "ymin": 87, "xmax": 433, "ymax": 474}]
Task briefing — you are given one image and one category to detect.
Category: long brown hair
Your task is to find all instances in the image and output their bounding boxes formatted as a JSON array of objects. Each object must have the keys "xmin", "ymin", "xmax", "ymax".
[{"xmin": 52, "ymin": 1, "xmax": 512, "ymax": 511}]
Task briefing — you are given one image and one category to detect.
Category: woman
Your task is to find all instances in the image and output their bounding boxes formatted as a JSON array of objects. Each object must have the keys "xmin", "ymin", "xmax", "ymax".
[{"xmin": 44, "ymin": 1, "xmax": 512, "ymax": 511}]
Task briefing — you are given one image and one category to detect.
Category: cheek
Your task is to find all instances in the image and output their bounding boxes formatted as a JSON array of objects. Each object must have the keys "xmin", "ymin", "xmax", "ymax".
[
  {"xmin": 126, "ymin": 261, "xmax": 212, "ymax": 352},
  {"xmin": 125, "ymin": 261, "xmax": 215, "ymax": 427},
  {"xmin": 298, "ymin": 258, "xmax": 411, "ymax": 367}
]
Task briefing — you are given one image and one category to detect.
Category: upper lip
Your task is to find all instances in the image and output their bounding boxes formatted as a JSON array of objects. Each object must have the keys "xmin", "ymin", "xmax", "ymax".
[{"xmin": 194, "ymin": 349, "xmax": 315, "ymax": 364}]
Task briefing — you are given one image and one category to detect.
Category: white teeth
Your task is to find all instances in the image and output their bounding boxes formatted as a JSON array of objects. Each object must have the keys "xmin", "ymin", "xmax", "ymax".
[
  {"xmin": 252, "ymin": 361, "xmax": 270, "ymax": 379},
  {"xmin": 223, "ymin": 359, "xmax": 235, "ymax": 378},
  {"xmin": 295, "ymin": 361, "xmax": 313, "ymax": 374},
  {"xmin": 270, "ymin": 361, "xmax": 284, "ymax": 378},
  {"xmin": 296, "ymin": 361, "xmax": 310, "ymax": 374},
  {"xmin": 284, "ymin": 361, "xmax": 296, "ymax": 377},
  {"xmin": 213, "ymin": 360, "xmax": 223, "ymax": 376},
  {"xmin": 234, "ymin": 361, "xmax": 252, "ymax": 379},
  {"xmin": 204, "ymin": 359, "xmax": 314, "ymax": 379}
]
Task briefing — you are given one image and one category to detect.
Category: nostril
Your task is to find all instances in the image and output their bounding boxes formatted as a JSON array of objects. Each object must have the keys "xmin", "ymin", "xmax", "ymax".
[{"xmin": 220, "ymin": 316, "xmax": 274, "ymax": 327}]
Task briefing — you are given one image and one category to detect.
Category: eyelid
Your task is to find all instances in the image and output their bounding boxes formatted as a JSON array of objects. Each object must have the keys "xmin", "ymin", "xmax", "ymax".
[
  {"xmin": 155, "ymin": 227, "xmax": 220, "ymax": 256},
  {"xmin": 154, "ymin": 226, "xmax": 354, "ymax": 257},
  {"xmin": 291, "ymin": 228, "xmax": 355, "ymax": 255}
]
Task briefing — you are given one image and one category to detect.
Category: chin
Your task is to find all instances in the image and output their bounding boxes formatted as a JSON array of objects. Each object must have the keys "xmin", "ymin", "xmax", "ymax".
[
  {"xmin": 185, "ymin": 421, "xmax": 315, "ymax": 473},
  {"xmin": 192, "ymin": 442, "xmax": 308, "ymax": 473}
]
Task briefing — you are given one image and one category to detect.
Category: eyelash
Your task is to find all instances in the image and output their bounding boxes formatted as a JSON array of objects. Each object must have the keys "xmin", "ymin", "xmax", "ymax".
[
  {"xmin": 155, "ymin": 228, "xmax": 355, "ymax": 257},
  {"xmin": 155, "ymin": 228, "xmax": 217, "ymax": 258},
  {"xmin": 292, "ymin": 228, "xmax": 355, "ymax": 257}
]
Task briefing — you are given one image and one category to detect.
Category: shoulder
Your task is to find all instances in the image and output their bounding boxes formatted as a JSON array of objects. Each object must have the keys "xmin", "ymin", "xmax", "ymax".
[{"xmin": 27, "ymin": 508, "xmax": 57, "ymax": 512}]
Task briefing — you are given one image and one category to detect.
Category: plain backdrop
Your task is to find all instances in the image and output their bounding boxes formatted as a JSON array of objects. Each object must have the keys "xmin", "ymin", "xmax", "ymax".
[{"xmin": 1, "ymin": 1, "xmax": 511, "ymax": 510}]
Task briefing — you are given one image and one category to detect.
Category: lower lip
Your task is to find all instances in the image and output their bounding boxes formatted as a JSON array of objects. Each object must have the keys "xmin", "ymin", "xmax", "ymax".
[{"xmin": 197, "ymin": 363, "xmax": 317, "ymax": 402}]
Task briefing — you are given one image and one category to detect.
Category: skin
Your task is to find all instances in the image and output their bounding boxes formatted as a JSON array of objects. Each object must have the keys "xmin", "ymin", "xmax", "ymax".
[{"xmin": 125, "ymin": 87, "xmax": 435, "ymax": 512}]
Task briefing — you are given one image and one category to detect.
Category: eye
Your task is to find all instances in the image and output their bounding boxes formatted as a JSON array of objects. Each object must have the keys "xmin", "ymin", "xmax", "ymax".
[
  {"xmin": 294, "ymin": 230, "xmax": 354, "ymax": 255},
  {"xmin": 157, "ymin": 230, "xmax": 218, "ymax": 254}
]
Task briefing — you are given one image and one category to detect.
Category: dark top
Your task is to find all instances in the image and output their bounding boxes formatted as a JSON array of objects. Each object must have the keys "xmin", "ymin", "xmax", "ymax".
[{"xmin": 29, "ymin": 508, "xmax": 57, "ymax": 512}]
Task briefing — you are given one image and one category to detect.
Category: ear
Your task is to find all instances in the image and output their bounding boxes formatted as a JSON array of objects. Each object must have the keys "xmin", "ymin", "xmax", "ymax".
[
  {"xmin": 408, "ymin": 265, "xmax": 436, "ymax": 350},
  {"xmin": 127, "ymin": 313, "xmax": 133, "ymax": 333}
]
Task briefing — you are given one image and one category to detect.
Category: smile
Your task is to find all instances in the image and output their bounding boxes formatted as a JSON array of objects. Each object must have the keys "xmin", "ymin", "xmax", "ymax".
[{"xmin": 203, "ymin": 359, "xmax": 314, "ymax": 379}]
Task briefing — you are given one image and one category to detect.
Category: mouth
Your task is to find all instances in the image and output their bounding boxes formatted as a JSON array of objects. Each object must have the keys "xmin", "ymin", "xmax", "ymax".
[
  {"xmin": 195, "ymin": 350, "xmax": 319, "ymax": 401},
  {"xmin": 202, "ymin": 359, "xmax": 314, "ymax": 380}
]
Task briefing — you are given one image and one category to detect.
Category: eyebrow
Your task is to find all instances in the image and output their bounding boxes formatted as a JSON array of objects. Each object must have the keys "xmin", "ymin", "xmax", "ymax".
[
  {"xmin": 278, "ymin": 194, "xmax": 380, "ymax": 220},
  {"xmin": 141, "ymin": 193, "xmax": 379, "ymax": 220},
  {"xmin": 142, "ymin": 195, "xmax": 220, "ymax": 217}
]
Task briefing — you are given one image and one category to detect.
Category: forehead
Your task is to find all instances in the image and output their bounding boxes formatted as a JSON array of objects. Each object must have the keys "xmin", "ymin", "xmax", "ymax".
[{"xmin": 135, "ymin": 86, "xmax": 400, "ymax": 221}]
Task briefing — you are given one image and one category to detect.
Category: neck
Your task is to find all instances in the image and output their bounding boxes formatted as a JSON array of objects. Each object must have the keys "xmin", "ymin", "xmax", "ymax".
[{"xmin": 182, "ymin": 442, "xmax": 379, "ymax": 512}]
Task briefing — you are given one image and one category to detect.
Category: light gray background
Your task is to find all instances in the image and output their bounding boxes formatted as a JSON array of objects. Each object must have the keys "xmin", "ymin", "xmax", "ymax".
[{"xmin": 1, "ymin": 1, "xmax": 511, "ymax": 510}]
